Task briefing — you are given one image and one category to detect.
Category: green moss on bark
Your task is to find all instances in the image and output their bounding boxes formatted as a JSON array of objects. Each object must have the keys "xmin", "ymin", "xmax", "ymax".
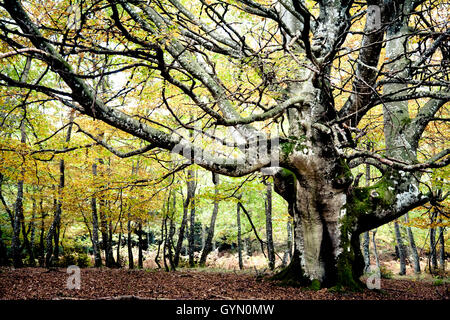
[
  {"xmin": 335, "ymin": 175, "xmax": 397, "ymax": 291},
  {"xmin": 271, "ymin": 250, "xmax": 310, "ymax": 287}
]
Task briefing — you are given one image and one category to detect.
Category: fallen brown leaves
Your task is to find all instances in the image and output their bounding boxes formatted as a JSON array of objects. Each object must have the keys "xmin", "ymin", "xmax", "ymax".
[{"xmin": 0, "ymin": 267, "xmax": 447, "ymax": 300}]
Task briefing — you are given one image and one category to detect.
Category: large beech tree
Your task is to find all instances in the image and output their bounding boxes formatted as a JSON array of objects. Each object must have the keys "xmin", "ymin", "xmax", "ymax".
[{"xmin": 0, "ymin": 0, "xmax": 448, "ymax": 288}]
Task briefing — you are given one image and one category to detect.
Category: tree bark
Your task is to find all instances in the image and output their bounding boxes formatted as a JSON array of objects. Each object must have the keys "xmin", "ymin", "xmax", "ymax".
[
  {"xmin": 11, "ymin": 56, "xmax": 32, "ymax": 268},
  {"xmin": 162, "ymin": 216, "xmax": 169, "ymax": 272},
  {"xmin": 174, "ymin": 169, "xmax": 195, "ymax": 267},
  {"xmin": 91, "ymin": 163, "xmax": 102, "ymax": 267},
  {"xmin": 438, "ymin": 221, "xmax": 445, "ymax": 271},
  {"xmin": 265, "ymin": 182, "xmax": 275, "ymax": 270},
  {"xmin": 38, "ymin": 200, "xmax": 45, "ymax": 267},
  {"xmin": 372, "ymin": 230, "xmax": 380, "ymax": 272},
  {"xmin": 117, "ymin": 229, "xmax": 122, "ymax": 267},
  {"xmin": 167, "ymin": 216, "xmax": 176, "ymax": 271},
  {"xmin": 0, "ymin": 228, "xmax": 7, "ymax": 265},
  {"xmin": 187, "ymin": 170, "xmax": 197, "ymax": 267},
  {"xmin": 245, "ymin": 238, "xmax": 252, "ymax": 257},
  {"xmin": 199, "ymin": 173, "xmax": 220, "ymax": 266},
  {"xmin": 137, "ymin": 222, "xmax": 143, "ymax": 268},
  {"xmin": 363, "ymin": 232, "xmax": 371, "ymax": 273},
  {"xmin": 405, "ymin": 213, "xmax": 420, "ymax": 274},
  {"xmin": 429, "ymin": 211, "xmax": 437, "ymax": 270},
  {"xmin": 127, "ymin": 210, "xmax": 134, "ymax": 269},
  {"xmin": 287, "ymin": 221, "xmax": 292, "ymax": 260},
  {"xmin": 99, "ymin": 197, "xmax": 114, "ymax": 267},
  {"xmin": 154, "ymin": 218, "xmax": 163, "ymax": 269},
  {"xmin": 45, "ymin": 111, "xmax": 74, "ymax": 266},
  {"xmin": 11, "ymin": 133, "xmax": 26, "ymax": 268},
  {"xmin": 362, "ymin": 163, "xmax": 371, "ymax": 273},
  {"xmin": 394, "ymin": 220, "xmax": 406, "ymax": 275},
  {"xmin": 237, "ymin": 198, "xmax": 243, "ymax": 270},
  {"xmin": 188, "ymin": 195, "xmax": 196, "ymax": 267}
]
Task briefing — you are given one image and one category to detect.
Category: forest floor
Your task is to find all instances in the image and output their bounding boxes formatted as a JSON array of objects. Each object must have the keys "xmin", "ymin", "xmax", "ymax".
[{"xmin": 0, "ymin": 267, "xmax": 448, "ymax": 300}]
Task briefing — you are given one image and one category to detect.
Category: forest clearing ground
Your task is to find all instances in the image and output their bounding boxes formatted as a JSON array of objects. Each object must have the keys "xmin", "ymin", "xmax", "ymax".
[{"xmin": 0, "ymin": 267, "xmax": 447, "ymax": 300}]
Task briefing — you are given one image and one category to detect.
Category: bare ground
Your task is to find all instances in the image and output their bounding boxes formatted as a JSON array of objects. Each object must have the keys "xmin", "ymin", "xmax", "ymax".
[{"xmin": 0, "ymin": 267, "xmax": 448, "ymax": 300}]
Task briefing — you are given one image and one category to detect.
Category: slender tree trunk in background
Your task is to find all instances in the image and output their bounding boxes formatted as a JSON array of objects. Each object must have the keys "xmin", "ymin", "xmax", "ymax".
[
  {"xmin": 117, "ymin": 230, "xmax": 122, "ymax": 267},
  {"xmin": 154, "ymin": 218, "xmax": 163, "ymax": 269},
  {"xmin": 45, "ymin": 196, "xmax": 57, "ymax": 267},
  {"xmin": 163, "ymin": 216, "xmax": 169, "ymax": 272},
  {"xmin": 362, "ymin": 164, "xmax": 371, "ymax": 273},
  {"xmin": 430, "ymin": 227, "xmax": 437, "ymax": 270},
  {"xmin": 174, "ymin": 197, "xmax": 189, "ymax": 267},
  {"xmin": 138, "ymin": 222, "xmax": 143, "ymax": 268},
  {"xmin": 99, "ymin": 198, "xmax": 113, "ymax": 267},
  {"xmin": 127, "ymin": 210, "xmax": 134, "ymax": 269},
  {"xmin": 38, "ymin": 200, "xmax": 45, "ymax": 267},
  {"xmin": 287, "ymin": 221, "xmax": 292, "ymax": 260},
  {"xmin": 174, "ymin": 170, "xmax": 195, "ymax": 267},
  {"xmin": 108, "ymin": 219, "xmax": 114, "ymax": 265},
  {"xmin": 438, "ymin": 221, "xmax": 445, "ymax": 271},
  {"xmin": 53, "ymin": 160, "xmax": 64, "ymax": 263},
  {"xmin": 237, "ymin": 198, "xmax": 243, "ymax": 270},
  {"xmin": 30, "ymin": 198, "xmax": 36, "ymax": 255},
  {"xmin": 188, "ymin": 195, "xmax": 196, "ymax": 267},
  {"xmin": 405, "ymin": 213, "xmax": 420, "ymax": 274},
  {"xmin": 363, "ymin": 232, "xmax": 371, "ymax": 273},
  {"xmin": 11, "ymin": 57, "xmax": 32, "ymax": 268},
  {"xmin": 265, "ymin": 182, "xmax": 275, "ymax": 271},
  {"xmin": 50, "ymin": 112, "xmax": 74, "ymax": 265},
  {"xmin": 188, "ymin": 169, "xmax": 197, "ymax": 268},
  {"xmin": 21, "ymin": 216, "xmax": 35, "ymax": 266},
  {"xmin": 97, "ymin": 159, "xmax": 115, "ymax": 268},
  {"xmin": 282, "ymin": 221, "xmax": 292, "ymax": 267},
  {"xmin": 0, "ymin": 228, "xmax": 7, "ymax": 265},
  {"xmin": 245, "ymin": 238, "xmax": 252, "ymax": 257},
  {"xmin": 168, "ymin": 217, "xmax": 176, "ymax": 271},
  {"xmin": 372, "ymin": 229, "xmax": 380, "ymax": 272},
  {"xmin": 18, "ymin": 186, "xmax": 34, "ymax": 266},
  {"xmin": 11, "ymin": 126, "xmax": 26, "ymax": 268},
  {"xmin": 394, "ymin": 221, "xmax": 406, "ymax": 275},
  {"xmin": 430, "ymin": 211, "xmax": 437, "ymax": 270},
  {"xmin": 91, "ymin": 163, "xmax": 102, "ymax": 267},
  {"xmin": 199, "ymin": 173, "xmax": 220, "ymax": 266},
  {"xmin": 201, "ymin": 226, "xmax": 205, "ymax": 252}
]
